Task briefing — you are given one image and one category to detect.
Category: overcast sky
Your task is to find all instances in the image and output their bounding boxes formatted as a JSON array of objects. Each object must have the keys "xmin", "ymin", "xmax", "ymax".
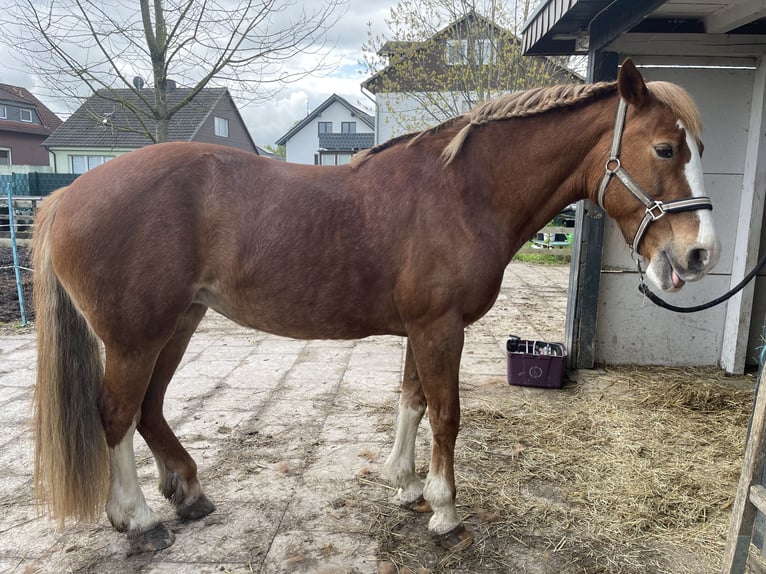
[
  {"xmin": 0, "ymin": 0, "xmax": 401, "ymax": 149},
  {"xmin": 238, "ymin": 0, "xmax": 401, "ymax": 147}
]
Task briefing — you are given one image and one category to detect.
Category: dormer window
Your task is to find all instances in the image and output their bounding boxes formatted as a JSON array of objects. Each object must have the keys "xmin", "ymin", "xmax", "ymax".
[
  {"xmin": 446, "ymin": 38, "xmax": 495, "ymax": 66},
  {"xmin": 214, "ymin": 116, "xmax": 229, "ymax": 137},
  {"xmin": 446, "ymin": 40, "xmax": 468, "ymax": 65},
  {"xmin": 0, "ymin": 106, "xmax": 6, "ymax": 119},
  {"xmin": 476, "ymin": 39, "xmax": 496, "ymax": 65},
  {"xmin": 20, "ymin": 109, "xmax": 32, "ymax": 122}
]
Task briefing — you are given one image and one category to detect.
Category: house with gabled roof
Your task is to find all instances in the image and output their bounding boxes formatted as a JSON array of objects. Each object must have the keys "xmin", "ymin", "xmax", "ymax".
[
  {"xmin": 0, "ymin": 84, "xmax": 62, "ymax": 171},
  {"xmin": 275, "ymin": 94, "xmax": 374, "ymax": 165},
  {"xmin": 362, "ymin": 11, "xmax": 581, "ymax": 144},
  {"xmin": 43, "ymin": 86, "xmax": 259, "ymax": 174}
]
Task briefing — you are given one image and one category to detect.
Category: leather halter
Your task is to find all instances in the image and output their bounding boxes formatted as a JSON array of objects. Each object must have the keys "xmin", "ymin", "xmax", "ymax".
[{"xmin": 596, "ymin": 98, "xmax": 713, "ymax": 259}]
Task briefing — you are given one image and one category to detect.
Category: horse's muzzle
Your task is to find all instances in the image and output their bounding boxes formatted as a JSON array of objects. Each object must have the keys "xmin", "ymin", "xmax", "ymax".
[{"xmin": 646, "ymin": 239, "xmax": 720, "ymax": 292}]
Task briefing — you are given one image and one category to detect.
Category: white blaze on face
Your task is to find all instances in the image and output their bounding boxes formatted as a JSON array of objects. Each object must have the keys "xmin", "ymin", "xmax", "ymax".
[
  {"xmin": 680, "ymin": 120, "xmax": 720, "ymax": 269},
  {"xmin": 646, "ymin": 120, "xmax": 721, "ymax": 291}
]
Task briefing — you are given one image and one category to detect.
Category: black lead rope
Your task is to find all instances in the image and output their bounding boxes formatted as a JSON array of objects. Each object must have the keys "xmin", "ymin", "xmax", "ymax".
[{"xmin": 638, "ymin": 253, "xmax": 766, "ymax": 313}]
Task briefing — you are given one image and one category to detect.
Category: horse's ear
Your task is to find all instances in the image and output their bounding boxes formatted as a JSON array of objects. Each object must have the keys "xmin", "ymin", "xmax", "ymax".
[{"xmin": 617, "ymin": 58, "xmax": 649, "ymax": 108}]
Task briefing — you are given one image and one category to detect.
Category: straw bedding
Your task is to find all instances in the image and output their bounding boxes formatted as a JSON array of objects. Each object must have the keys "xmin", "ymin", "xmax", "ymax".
[{"xmin": 356, "ymin": 365, "xmax": 755, "ymax": 573}]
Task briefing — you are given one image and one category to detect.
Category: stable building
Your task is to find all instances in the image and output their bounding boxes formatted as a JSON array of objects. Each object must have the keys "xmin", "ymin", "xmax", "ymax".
[{"xmin": 522, "ymin": 1, "xmax": 766, "ymax": 375}]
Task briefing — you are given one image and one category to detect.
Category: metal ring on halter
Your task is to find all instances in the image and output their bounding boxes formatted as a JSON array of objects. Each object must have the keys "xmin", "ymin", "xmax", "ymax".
[{"xmin": 605, "ymin": 157, "xmax": 620, "ymax": 174}]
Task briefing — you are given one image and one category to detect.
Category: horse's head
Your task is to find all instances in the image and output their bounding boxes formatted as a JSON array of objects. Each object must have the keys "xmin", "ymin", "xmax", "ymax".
[{"xmin": 596, "ymin": 59, "xmax": 720, "ymax": 292}]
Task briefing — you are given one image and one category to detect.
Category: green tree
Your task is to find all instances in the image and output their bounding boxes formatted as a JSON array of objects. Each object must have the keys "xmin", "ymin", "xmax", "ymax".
[
  {"xmin": 264, "ymin": 144, "xmax": 286, "ymax": 158},
  {"xmin": 3, "ymin": 0, "xmax": 345, "ymax": 142},
  {"xmin": 362, "ymin": 0, "xmax": 579, "ymax": 135}
]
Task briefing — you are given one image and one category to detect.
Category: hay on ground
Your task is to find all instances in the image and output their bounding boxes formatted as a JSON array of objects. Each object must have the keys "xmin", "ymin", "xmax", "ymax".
[{"xmin": 353, "ymin": 365, "xmax": 755, "ymax": 573}]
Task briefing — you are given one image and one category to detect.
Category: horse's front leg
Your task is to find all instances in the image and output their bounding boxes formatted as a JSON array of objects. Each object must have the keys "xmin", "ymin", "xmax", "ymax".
[
  {"xmin": 385, "ymin": 340, "xmax": 430, "ymax": 511},
  {"xmin": 407, "ymin": 315, "xmax": 472, "ymax": 548}
]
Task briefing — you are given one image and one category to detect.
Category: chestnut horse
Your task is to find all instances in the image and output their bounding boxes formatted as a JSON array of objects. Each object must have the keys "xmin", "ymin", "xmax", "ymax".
[{"xmin": 32, "ymin": 60, "xmax": 719, "ymax": 552}]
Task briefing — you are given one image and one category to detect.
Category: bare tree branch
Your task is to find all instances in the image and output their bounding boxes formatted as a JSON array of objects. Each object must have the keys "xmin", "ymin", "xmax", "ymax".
[
  {"xmin": 1, "ymin": 0, "xmax": 347, "ymax": 142},
  {"xmin": 361, "ymin": 0, "xmax": 580, "ymax": 137}
]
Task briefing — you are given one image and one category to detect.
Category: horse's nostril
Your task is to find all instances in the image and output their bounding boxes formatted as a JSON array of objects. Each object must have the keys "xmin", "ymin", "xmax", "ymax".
[{"xmin": 688, "ymin": 247, "xmax": 709, "ymax": 271}]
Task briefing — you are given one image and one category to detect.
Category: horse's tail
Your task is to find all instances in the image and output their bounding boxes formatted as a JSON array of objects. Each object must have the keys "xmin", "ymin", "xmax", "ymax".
[{"xmin": 32, "ymin": 188, "xmax": 109, "ymax": 524}]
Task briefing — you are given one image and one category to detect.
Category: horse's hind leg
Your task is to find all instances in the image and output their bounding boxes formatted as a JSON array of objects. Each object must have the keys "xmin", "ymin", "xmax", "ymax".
[
  {"xmin": 100, "ymin": 346, "xmax": 174, "ymax": 552},
  {"xmin": 137, "ymin": 303, "xmax": 215, "ymax": 520},
  {"xmin": 384, "ymin": 340, "xmax": 430, "ymax": 511}
]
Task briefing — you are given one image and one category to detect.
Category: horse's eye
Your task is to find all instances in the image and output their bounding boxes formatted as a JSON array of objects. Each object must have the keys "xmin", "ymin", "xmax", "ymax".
[{"xmin": 654, "ymin": 145, "xmax": 674, "ymax": 159}]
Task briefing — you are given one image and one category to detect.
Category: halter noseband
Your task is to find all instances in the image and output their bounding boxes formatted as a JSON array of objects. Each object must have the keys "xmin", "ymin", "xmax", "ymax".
[{"xmin": 596, "ymin": 97, "xmax": 713, "ymax": 260}]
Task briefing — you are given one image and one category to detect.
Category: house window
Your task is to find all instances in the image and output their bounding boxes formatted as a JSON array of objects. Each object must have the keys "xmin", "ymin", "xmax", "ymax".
[
  {"xmin": 20, "ymin": 109, "xmax": 33, "ymax": 122},
  {"xmin": 446, "ymin": 40, "xmax": 468, "ymax": 65},
  {"xmin": 0, "ymin": 149, "xmax": 10, "ymax": 166},
  {"xmin": 316, "ymin": 151, "xmax": 353, "ymax": 166},
  {"xmin": 70, "ymin": 154, "xmax": 114, "ymax": 174},
  {"xmin": 214, "ymin": 116, "xmax": 229, "ymax": 137},
  {"xmin": 341, "ymin": 122, "xmax": 356, "ymax": 134},
  {"xmin": 476, "ymin": 39, "xmax": 495, "ymax": 65},
  {"xmin": 0, "ymin": 106, "xmax": 6, "ymax": 119},
  {"xmin": 318, "ymin": 121, "xmax": 332, "ymax": 135}
]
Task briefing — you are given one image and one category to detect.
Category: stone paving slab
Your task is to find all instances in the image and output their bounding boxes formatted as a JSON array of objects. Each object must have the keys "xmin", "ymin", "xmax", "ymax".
[{"xmin": 0, "ymin": 261, "xmax": 569, "ymax": 573}]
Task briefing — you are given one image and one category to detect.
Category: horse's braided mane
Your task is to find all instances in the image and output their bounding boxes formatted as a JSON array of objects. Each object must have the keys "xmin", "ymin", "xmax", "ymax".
[
  {"xmin": 350, "ymin": 79, "xmax": 702, "ymax": 167},
  {"xmin": 440, "ymin": 81, "xmax": 619, "ymax": 164},
  {"xmin": 351, "ymin": 81, "xmax": 616, "ymax": 167},
  {"xmin": 350, "ymin": 116, "xmax": 465, "ymax": 166}
]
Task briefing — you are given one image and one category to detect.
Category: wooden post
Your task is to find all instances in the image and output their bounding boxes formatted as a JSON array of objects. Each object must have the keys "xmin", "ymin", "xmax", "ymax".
[
  {"xmin": 564, "ymin": 50, "xmax": 617, "ymax": 368},
  {"xmin": 721, "ymin": 61, "xmax": 766, "ymax": 375},
  {"xmin": 722, "ymin": 344, "xmax": 766, "ymax": 572}
]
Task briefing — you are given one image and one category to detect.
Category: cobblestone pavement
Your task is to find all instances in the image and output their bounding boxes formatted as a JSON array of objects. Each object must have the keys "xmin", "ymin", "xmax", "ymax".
[{"xmin": 0, "ymin": 261, "xmax": 569, "ymax": 574}]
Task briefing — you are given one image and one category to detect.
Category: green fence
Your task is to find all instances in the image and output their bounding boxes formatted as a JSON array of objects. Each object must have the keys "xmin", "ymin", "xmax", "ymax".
[
  {"xmin": 0, "ymin": 172, "xmax": 79, "ymax": 197},
  {"xmin": 0, "ymin": 173, "xmax": 78, "ymax": 324}
]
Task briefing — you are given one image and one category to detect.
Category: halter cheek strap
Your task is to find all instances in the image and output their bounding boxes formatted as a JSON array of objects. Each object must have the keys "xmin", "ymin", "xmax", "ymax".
[{"xmin": 596, "ymin": 97, "xmax": 713, "ymax": 259}]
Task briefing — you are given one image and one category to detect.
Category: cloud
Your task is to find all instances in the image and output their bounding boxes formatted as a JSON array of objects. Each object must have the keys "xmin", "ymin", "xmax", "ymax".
[{"xmin": 242, "ymin": 0, "xmax": 396, "ymax": 146}]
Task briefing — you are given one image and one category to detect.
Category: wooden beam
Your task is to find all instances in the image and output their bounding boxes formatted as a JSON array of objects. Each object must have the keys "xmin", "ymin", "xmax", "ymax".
[
  {"xmin": 629, "ymin": 54, "xmax": 758, "ymax": 68},
  {"xmin": 722, "ymin": 375, "xmax": 766, "ymax": 572},
  {"xmin": 750, "ymin": 484, "xmax": 766, "ymax": 515},
  {"xmin": 589, "ymin": 0, "xmax": 667, "ymax": 54},
  {"xmin": 721, "ymin": 61, "xmax": 766, "ymax": 374},
  {"xmin": 612, "ymin": 33, "xmax": 766, "ymax": 57},
  {"xmin": 706, "ymin": 0, "xmax": 766, "ymax": 34}
]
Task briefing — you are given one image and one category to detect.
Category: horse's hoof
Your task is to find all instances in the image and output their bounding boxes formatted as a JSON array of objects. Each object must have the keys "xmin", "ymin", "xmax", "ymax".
[
  {"xmin": 177, "ymin": 494, "xmax": 216, "ymax": 520},
  {"xmin": 127, "ymin": 523, "xmax": 175, "ymax": 554},
  {"xmin": 402, "ymin": 495, "xmax": 432, "ymax": 513},
  {"xmin": 432, "ymin": 524, "xmax": 473, "ymax": 551}
]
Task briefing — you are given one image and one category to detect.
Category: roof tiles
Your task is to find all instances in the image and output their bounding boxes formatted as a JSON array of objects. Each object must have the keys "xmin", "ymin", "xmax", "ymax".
[{"xmin": 43, "ymin": 87, "xmax": 227, "ymax": 148}]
